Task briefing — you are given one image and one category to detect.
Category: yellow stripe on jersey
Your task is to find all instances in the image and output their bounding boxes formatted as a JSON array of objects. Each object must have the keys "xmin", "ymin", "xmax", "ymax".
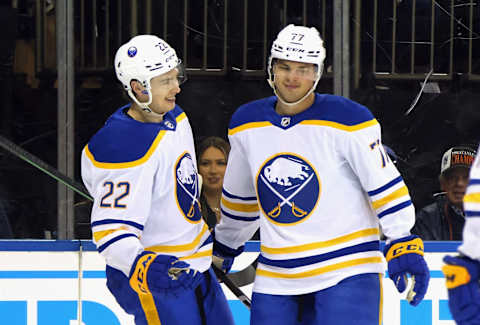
[
  {"xmin": 93, "ymin": 226, "xmax": 128, "ymax": 242},
  {"xmin": 299, "ymin": 118, "xmax": 378, "ymax": 131},
  {"xmin": 261, "ymin": 228, "xmax": 379, "ymax": 254},
  {"xmin": 256, "ymin": 257, "xmax": 383, "ymax": 279},
  {"xmin": 145, "ymin": 224, "xmax": 209, "ymax": 253},
  {"xmin": 84, "ymin": 130, "xmax": 167, "ymax": 169},
  {"xmin": 228, "ymin": 121, "xmax": 272, "ymax": 136},
  {"xmin": 463, "ymin": 192, "xmax": 480, "ymax": 203},
  {"xmin": 371, "ymin": 186, "xmax": 409, "ymax": 210},
  {"xmin": 179, "ymin": 248, "xmax": 212, "ymax": 260},
  {"xmin": 221, "ymin": 197, "xmax": 260, "ymax": 213},
  {"xmin": 176, "ymin": 112, "xmax": 186, "ymax": 123}
]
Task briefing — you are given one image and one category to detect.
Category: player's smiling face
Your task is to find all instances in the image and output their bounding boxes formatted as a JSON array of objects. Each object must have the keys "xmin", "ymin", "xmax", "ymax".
[
  {"xmin": 273, "ymin": 59, "xmax": 316, "ymax": 103},
  {"xmin": 148, "ymin": 68, "xmax": 181, "ymax": 114}
]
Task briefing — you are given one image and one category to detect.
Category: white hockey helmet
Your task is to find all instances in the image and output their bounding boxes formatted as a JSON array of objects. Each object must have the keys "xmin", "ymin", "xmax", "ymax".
[
  {"xmin": 267, "ymin": 24, "xmax": 326, "ymax": 106},
  {"xmin": 114, "ymin": 35, "xmax": 186, "ymax": 114}
]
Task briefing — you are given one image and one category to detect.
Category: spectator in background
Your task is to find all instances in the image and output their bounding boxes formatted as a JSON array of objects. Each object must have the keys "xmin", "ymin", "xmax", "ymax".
[
  {"xmin": 413, "ymin": 146, "xmax": 477, "ymax": 240},
  {"xmin": 196, "ymin": 136, "xmax": 230, "ymax": 229}
]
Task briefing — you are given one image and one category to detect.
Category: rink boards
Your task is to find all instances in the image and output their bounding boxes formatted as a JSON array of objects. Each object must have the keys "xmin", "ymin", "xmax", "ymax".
[{"xmin": 0, "ymin": 241, "xmax": 460, "ymax": 325}]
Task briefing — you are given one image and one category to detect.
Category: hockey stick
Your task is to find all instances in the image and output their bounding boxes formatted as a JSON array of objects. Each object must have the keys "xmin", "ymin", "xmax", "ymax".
[
  {"xmin": 0, "ymin": 134, "xmax": 253, "ymax": 308},
  {"xmin": 227, "ymin": 256, "xmax": 258, "ymax": 287},
  {"xmin": 212, "ymin": 263, "xmax": 252, "ymax": 309},
  {"xmin": 0, "ymin": 134, "xmax": 93, "ymax": 201}
]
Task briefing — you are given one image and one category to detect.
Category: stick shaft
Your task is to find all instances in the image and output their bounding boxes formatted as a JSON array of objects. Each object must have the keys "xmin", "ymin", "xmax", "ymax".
[
  {"xmin": 212, "ymin": 264, "xmax": 252, "ymax": 309},
  {"xmin": 0, "ymin": 135, "xmax": 92, "ymax": 201}
]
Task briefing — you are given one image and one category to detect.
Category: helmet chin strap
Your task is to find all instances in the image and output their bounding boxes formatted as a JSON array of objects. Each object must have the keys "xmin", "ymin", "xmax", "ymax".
[
  {"xmin": 127, "ymin": 89, "xmax": 165, "ymax": 119},
  {"xmin": 268, "ymin": 77, "xmax": 319, "ymax": 107}
]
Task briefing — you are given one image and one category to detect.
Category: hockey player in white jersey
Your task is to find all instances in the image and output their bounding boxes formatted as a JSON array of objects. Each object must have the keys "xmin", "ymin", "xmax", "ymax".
[
  {"xmin": 81, "ymin": 35, "xmax": 234, "ymax": 325},
  {"xmin": 212, "ymin": 24, "xmax": 430, "ymax": 325},
  {"xmin": 442, "ymin": 147, "xmax": 480, "ymax": 325}
]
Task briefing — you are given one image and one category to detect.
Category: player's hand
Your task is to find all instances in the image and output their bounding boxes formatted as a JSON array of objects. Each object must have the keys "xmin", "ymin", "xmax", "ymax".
[
  {"xmin": 442, "ymin": 255, "xmax": 480, "ymax": 325},
  {"xmin": 212, "ymin": 254, "xmax": 234, "ymax": 273},
  {"xmin": 383, "ymin": 235, "xmax": 430, "ymax": 306},
  {"xmin": 129, "ymin": 251, "xmax": 202, "ymax": 297}
]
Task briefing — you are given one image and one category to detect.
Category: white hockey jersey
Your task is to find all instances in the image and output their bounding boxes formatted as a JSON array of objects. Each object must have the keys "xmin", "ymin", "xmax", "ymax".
[
  {"xmin": 81, "ymin": 105, "xmax": 212, "ymax": 277},
  {"xmin": 460, "ymin": 147, "xmax": 480, "ymax": 261},
  {"xmin": 215, "ymin": 93, "xmax": 416, "ymax": 295}
]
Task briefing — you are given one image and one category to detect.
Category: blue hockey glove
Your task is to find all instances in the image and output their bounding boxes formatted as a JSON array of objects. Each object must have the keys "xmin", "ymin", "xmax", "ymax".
[
  {"xmin": 212, "ymin": 234, "xmax": 244, "ymax": 274},
  {"xmin": 383, "ymin": 235, "xmax": 430, "ymax": 306},
  {"xmin": 129, "ymin": 251, "xmax": 202, "ymax": 297},
  {"xmin": 212, "ymin": 254, "xmax": 234, "ymax": 273},
  {"xmin": 442, "ymin": 255, "xmax": 480, "ymax": 325}
]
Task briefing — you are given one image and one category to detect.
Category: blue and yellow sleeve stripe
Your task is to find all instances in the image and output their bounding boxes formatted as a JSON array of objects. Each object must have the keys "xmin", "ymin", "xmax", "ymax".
[
  {"xmin": 91, "ymin": 219, "xmax": 143, "ymax": 253},
  {"xmin": 368, "ymin": 176, "xmax": 412, "ymax": 219},
  {"xmin": 464, "ymin": 178, "xmax": 480, "ymax": 217},
  {"xmin": 220, "ymin": 189, "xmax": 260, "ymax": 222}
]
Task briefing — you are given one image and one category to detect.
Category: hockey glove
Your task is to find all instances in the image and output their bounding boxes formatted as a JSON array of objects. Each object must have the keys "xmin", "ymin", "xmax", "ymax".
[
  {"xmin": 442, "ymin": 255, "xmax": 480, "ymax": 325},
  {"xmin": 129, "ymin": 251, "xmax": 202, "ymax": 297},
  {"xmin": 212, "ymin": 254, "xmax": 234, "ymax": 273},
  {"xmin": 212, "ymin": 234, "xmax": 244, "ymax": 274},
  {"xmin": 383, "ymin": 235, "xmax": 430, "ymax": 306}
]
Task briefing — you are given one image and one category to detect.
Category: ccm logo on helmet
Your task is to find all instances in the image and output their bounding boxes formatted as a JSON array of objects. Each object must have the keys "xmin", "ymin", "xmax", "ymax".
[
  {"xmin": 286, "ymin": 47, "xmax": 305, "ymax": 52},
  {"xmin": 165, "ymin": 54, "xmax": 176, "ymax": 62}
]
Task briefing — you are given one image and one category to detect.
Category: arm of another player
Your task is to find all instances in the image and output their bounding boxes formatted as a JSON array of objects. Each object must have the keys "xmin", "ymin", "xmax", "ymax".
[
  {"xmin": 343, "ymin": 116, "xmax": 430, "ymax": 306},
  {"xmin": 442, "ymin": 156, "xmax": 480, "ymax": 324},
  {"xmin": 212, "ymin": 135, "xmax": 260, "ymax": 273},
  {"xmin": 442, "ymin": 253, "xmax": 480, "ymax": 325}
]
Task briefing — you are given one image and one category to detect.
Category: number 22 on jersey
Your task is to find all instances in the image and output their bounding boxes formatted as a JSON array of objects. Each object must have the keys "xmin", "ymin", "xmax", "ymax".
[{"xmin": 100, "ymin": 181, "xmax": 130, "ymax": 208}]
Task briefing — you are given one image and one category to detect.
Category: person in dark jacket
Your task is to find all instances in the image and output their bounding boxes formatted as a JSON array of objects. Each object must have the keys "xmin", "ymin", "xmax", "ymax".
[{"xmin": 413, "ymin": 146, "xmax": 476, "ymax": 240}]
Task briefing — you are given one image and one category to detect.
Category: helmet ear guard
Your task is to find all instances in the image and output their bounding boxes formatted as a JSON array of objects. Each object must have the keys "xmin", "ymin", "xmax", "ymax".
[{"xmin": 267, "ymin": 25, "xmax": 326, "ymax": 106}]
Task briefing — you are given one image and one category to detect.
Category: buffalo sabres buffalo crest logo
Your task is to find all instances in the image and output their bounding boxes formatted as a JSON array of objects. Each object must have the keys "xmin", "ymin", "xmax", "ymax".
[
  {"xmin": 257, "ymin": 153, "xmax": 320, "ymax": 225},
  {"xmin": 175, "ymin": 152, "xmax": 202, "ymax": 223}
]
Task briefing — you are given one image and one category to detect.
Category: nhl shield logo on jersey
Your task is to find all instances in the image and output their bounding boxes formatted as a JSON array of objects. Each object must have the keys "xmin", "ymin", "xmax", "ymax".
[
  {"xmin": 280, "ymin": 117, "xmax": 291, "ymax": 127},
  {"xmin": 174, "ymin": 152, "xmax": 202, "ymax": 223},
  {"xmin": 256, "ymin": 153, "xmax": 320, "ymax": 225}
]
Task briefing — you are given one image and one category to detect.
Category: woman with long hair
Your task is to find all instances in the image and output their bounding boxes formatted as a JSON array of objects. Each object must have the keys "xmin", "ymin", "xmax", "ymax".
[{"xmin": 197, "ymin": 136, "xmax": 230, "ymax": 229}]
